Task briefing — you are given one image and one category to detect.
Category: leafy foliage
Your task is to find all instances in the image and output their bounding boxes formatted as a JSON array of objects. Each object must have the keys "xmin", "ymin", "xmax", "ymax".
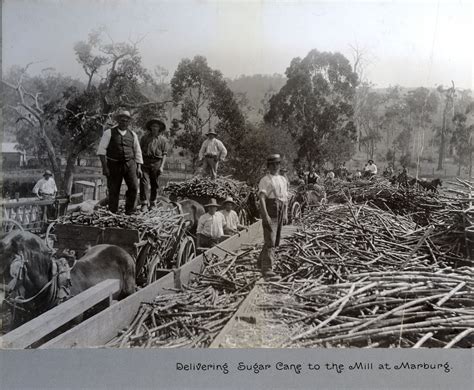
[{"xmin": 264, "ymin": 49, "xmax": 358, "ymax": 168}]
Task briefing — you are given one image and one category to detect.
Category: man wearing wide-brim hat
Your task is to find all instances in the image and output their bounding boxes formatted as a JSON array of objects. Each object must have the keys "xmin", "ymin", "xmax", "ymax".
[
  {"xmin": 198, "ymin": 130, "xmax": 227, "ymax": 179},
  {"xmin": 218, "ymin": 196, "xmax": 245, "ymax": 235},
  {"xmin": 139, "ymin": 118, "xmax": 169, "ymax": 211},
  {"xmin": 97, "ymin": 110, "xmax": 143, "ymax": 215},
  {"xmin": 257, "ymin": 154, "xmax": 289, "ymax": 281},
  {"xmin": 32, "ymin": 170, "xmax": 58, "ymax": 200},
  {"xmin": 196, "ymin": 198, "xmax": 227, "ymax": 248}
]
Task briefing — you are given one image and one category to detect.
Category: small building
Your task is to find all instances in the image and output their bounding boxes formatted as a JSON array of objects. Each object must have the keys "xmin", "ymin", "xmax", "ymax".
[{"xmin": 2, "ymin": 143, "xmax": 26, "ymax": 169}]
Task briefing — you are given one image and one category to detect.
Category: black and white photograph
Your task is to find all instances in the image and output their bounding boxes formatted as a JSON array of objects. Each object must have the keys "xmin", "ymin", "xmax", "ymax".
[{"xmin": 0, "ymin": 0, "xmax": 473, "ymax": 388}]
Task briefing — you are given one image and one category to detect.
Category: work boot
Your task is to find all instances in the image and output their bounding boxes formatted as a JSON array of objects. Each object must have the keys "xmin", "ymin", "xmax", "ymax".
[{"xmin": 262, "ymin": 270, "xmax": 281, "ymax": 282}]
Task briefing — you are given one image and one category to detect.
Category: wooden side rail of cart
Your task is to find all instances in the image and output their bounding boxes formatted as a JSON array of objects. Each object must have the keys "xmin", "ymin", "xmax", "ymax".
[
  {"xmin": 0, "ymin": 279, "xmax": 121, "ymax": 349},
  {"xmin": 39, "ymin": 220, "xmax": 263, "ymax": 348}
]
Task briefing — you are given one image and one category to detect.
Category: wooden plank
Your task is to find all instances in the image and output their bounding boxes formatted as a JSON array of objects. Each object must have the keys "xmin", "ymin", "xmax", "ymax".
[
  {"xmin": 0, "ymin": 279, "xmax": 120, "ymax": 349},
  {"xmin": 41, "ymin": 221, "xmax": 263, "ymax": 348},
  {"xmin": 210, "ymin": 281, "xmax": 262, "ymax": 348}
]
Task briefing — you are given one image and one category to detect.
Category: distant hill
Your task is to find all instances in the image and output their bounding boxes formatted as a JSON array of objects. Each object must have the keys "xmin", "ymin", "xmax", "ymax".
[{"xmin": 227, "ymin": 74, "xmax": 287, "ymax": 123}]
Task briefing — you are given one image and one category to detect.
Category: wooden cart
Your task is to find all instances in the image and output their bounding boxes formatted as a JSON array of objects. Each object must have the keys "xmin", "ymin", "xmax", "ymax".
[{"xmin": 46, "ymin": 219, "xmax": 196, "ymax": 287}]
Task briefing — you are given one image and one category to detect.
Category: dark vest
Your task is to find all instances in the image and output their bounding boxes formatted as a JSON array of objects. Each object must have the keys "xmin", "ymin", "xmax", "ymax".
[{"xmin": 106, "ymin": 128, "xmax": 135, "ymax": 162}]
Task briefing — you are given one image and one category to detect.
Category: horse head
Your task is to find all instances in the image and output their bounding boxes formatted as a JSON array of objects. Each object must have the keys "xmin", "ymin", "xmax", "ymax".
[{"xmin": 0, "ymin": 230, "xmax": 53, "ymax": 302}]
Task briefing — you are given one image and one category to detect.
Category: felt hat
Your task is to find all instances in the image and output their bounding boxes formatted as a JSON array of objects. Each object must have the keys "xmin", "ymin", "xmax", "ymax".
[
  {"xmin": 368, "ymin": 159, "xmax": 374, "ymax": 164},
  {"xmin": 115, "ymin": 110, "xmax": 132, "ymax": 119},
  {"xmin": 267, "ymin": 154, "xmax": 281, "ymax": 163},
  {"xmin": 146, "ymin": 118, "xmax": 166, "ymax": 131},
  {"xmin": 207, "ymin": 130, "xmax": 217, "ymax": 136},
  {"xmin": 223, "ymin": 196, "xmax": 237, "ymax": 205},
  {"xmin": 204, "ymin": 198, "xmax": 220, "ymax": 208},
  {"xmin": 43, "ymin": 170, "xmax": 53, "ymax": 177}
]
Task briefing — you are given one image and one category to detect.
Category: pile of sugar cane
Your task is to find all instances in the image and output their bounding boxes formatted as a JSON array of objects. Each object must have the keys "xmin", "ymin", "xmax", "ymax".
[
  {"xmin": 164, "ymin": 176, "xmax": 254, "ymax": 206},
  {"xmin": 260, "ymin": 268, "xmax": 473, "ymax": 348},
  {"xmin": 106, "ymin": 246, "xmax": 262, "ymax": 348},
  {"xmin": 275, "ymin": 203, "xmax": 468, "ymax": 284}
]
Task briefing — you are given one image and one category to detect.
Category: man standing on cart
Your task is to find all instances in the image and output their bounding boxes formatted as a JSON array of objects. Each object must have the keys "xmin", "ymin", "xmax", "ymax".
[
  {"xmin": 139, "ymin": 118, "xmax": 168, "ymax": 212},
  {"xmin": 97, "ymin": 110, "xmax": 143, "ymax": 215},
  {"xmin": 257, "ymin": 154, "xmax": 288, "ymax": 281},
  {"xmin": 198, "ymin": 130, "xmax": 227, "ymax": 179}
]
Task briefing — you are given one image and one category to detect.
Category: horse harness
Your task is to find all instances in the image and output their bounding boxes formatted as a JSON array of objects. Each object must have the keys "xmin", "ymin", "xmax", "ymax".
[{"xmin": 6, "ymin": 252, "xmax": 74, "ymax": 316}]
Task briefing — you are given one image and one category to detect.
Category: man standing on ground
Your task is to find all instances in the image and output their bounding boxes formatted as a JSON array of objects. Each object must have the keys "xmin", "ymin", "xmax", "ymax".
[
  {"xmin": 198, "ymin": 131, "xmax": 227, "ymax": 179},
  {"xmin": 139, "ymin": 118, "xmax": 168, "ymax": 212},
  {"xmin": 97, "ymin": 110, "xmax": 143, "ymax": 215},
  {"xmin": 197, "ymin": 198, "xmax": 227, "ymax": 248},
  {"xmin": 257, "ymin": 154, "xmax": 288, "ymax": 281}
]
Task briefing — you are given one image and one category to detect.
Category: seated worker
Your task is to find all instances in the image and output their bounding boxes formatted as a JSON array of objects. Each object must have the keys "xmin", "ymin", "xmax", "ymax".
[
  {"xmin": 364, "ymin": 159, "xmax": 378, "ymax": 177},
  {"xmin": 197, "ymin": 198, "xmax": 227, "ymax": 248},
  {"xmin": 219, "ymin": 196, "xmax": 245, "ymax": 235}
]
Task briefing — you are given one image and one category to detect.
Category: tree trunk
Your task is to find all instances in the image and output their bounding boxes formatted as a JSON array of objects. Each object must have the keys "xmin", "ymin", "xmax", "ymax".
[
  {"xmin": 469, "ymin": 148, "xmax": 473, "ymax": 179},
  {"xmin": 63, "ymin": 153, "xmax": 78, "ymax": 196}
]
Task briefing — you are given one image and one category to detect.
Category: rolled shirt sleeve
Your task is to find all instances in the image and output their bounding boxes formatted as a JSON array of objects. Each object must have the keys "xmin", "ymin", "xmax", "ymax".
[
  {"xmin": 198, "ymin": 140, "xmax": 208, "ymax": 160},
  {"xmin": 217, "ymin": 140, "xmax": 227, "ymax": 161},
  {"xmin": 97, "ymin": 129, "xmax": 112, "ymax": 156},
  {"xmin": 132, "ymin": 132, "xmax": 143, "ymax": 164}
]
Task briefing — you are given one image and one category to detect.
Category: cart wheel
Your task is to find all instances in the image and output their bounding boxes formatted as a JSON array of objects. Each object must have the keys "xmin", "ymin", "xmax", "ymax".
[
  {"xmin": 177, "ymin": 236, "xmax": 196, "ymax": 268},
  {"xmin": 1, "ymin": 219, "xmax": 24, "ymax": 233},
  {"xmin": 238, "ymin": 209, "xmax": 248, "ymax": 226},
  {"xmin": 147, "ymin": 253, "xmax": 163, "ymax": 285},
  {"xmin": 290, "ymin": 201, "xmax": 301, "ymax": 222},
  {"xmin": 44, "ymin": 221, "xmax": 57, "ymax": 250}
]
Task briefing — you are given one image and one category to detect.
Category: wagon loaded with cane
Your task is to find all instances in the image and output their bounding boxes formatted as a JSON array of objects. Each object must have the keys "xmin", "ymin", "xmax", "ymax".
[
  {"xmin": 45, "ymin": 205, "xmax": 196, "ymax": 287},
  {"xmin": 163, "ymin": 176, "xmax": 260, "ymax": 226}
]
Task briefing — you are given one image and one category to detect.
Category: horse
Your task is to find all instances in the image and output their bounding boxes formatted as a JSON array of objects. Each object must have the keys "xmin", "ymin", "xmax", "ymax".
[
  {"xmin": 417, "ymin": 178, "xmax": 442, "ymax": 193},
  {"xmin": 0, "ymin": 230, "xmax": 136, "ymax": 328}
]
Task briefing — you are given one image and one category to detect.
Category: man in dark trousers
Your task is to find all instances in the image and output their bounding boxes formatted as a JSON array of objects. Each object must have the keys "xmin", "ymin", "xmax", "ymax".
[
  {"xmin": 257, "ymin": 154, "xmax": 288, "ymax": 281},
  {"xmin": 97, "ymin": 110, "xmax": 143, "ymax": 215},
  {"xmin": 139, "ymin": 118, "xmax": 168, "ymax": 212}
]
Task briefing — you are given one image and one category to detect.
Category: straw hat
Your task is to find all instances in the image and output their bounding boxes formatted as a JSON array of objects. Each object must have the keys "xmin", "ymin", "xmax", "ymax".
[
  {"xmin": 223, "ymin": 196, "xmax": 236, "ymax": 205},
  {"xmin": 43, "ymin": 170, "xmax": 53, "ymax": 177},
  {"xmin": 267, "ymin": 154, "xmax": 281, "ymax": 163},
  {"xmin": 115, "ymin": 110, "xmax": 132, "ymax": 119},
  {"xmin": 146, "ymin": 118, "xmax": 166, "ymax": 131},
  {"xmin": 207, "ymin": 130, "xmax": 217, "ymax": 136},
  {"xmin": 204, "ymin": 198, "xmax": 220, "ymax": 208}
]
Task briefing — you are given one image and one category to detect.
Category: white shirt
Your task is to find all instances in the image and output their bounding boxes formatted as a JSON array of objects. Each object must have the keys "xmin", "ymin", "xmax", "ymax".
[
  {"xmin": 258, "ymin": 174, "xmax": 288, "ymax": 203},
  {"xmin": 33, "ymin": 178, "xmax": 58, "ymax": 196},
  {"xmin": 365, "ymin": 163, "xmax": 377, "ymax": 174},
  {"xmin": 197, "ymin": 212, "xmax": 226, "ymax": 238},
  {"xmin": 219, "ymin": 209, "xmax": 239, "ymax": 231},
  {"xmin": 96, "ymin": 127, "xmax": 143, "ymax": 164},
  {"xmin": 199, "ymin": 138, "xmax": 228, "ymax": 160}
]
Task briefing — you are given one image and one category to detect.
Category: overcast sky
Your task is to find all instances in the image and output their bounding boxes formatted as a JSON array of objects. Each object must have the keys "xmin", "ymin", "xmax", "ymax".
[{"xmin": 3, "ymin": 0, "xmax": 473, "ymax": 89}]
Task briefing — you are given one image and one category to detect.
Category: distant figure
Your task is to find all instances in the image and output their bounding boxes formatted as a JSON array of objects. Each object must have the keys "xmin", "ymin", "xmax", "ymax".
[
  {"xmin": 198, "ymin": 131, "xmax": 227, "ymax": 179},
  {"xmin": 337, "ymin": 162, "xmax": 348, "ymax": 179},
  {"xmin": 139, "ymin": 118, "xmax": 169, "ymax": 212},
  {"xmin": 307, "ymin": 167, "xmax": 319, "ymax": 185},
  {"xmin": 197, "ymin": 198, "xmax": 227, "ymax": 248},
  {"xmin": 383, "ymin": 165, "xmax": 394, "ymax": 178},
  {"xmin": 219, "ymin": 196, "xmax": 244, "ymax": 235},
  {"xmin": 364, "ymin": 160, "xmax": 377, "ymax": 178},
  {"xmin": 33, "ymin": 170, "xmax": 58, "ymax": 200}
]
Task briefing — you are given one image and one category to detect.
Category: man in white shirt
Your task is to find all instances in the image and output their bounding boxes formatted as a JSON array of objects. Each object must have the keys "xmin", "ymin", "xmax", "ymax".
[
  {"xmin": 32, "ymin": 170, "xmax": 58, "ymax": 199},
  {"xmin": 219, "ymin": 196, "xmax": 244, "ymax": 235},
  {"xmin": 364, "ymin": 159, "xmax": 378, "ymax": 178},
  {"xmin": 97, "ymin": 110, "xmax": 143, "ymax": 215},
  {"xmin": 257, "ymin": 154, "xmax": 289, "ymax": 281},
  {"xmin": 197, "ymin": 198, "xmax": 227, "ymax": 248},
  {"xmin": 198, "ymin": 131, "xmax": 227, "ymax": 179}
]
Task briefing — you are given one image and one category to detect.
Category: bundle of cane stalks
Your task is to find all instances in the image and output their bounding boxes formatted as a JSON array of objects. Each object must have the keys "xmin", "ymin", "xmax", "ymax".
[{"xmin": 106, "ymin": 246, "xmax": 262, "ymax": 348}]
